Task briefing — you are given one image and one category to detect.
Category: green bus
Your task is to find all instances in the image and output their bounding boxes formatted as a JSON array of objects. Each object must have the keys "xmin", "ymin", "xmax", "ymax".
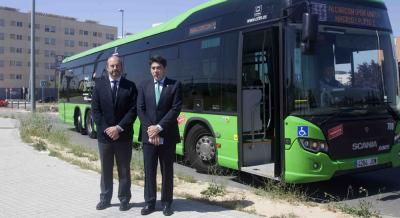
[{"xmin": 59, "ymin": 0, "xmax": 400, "ymax": 183}]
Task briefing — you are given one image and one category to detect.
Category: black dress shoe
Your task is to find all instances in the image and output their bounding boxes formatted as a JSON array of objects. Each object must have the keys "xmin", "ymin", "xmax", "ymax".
[
  {"xmin": 96, "ymin": 201, "xmax": 110, "ymax": 210},
  {"xmin": 163, "ymin": 204, "xmax": 173, "ymax": 216},
  {"xmin": 119, "ymin": 202, "xmax": 130, "ymax": 211},
  {"xmin": 141, "ymin": 204, "xmax": 155, "ymax": 215}
]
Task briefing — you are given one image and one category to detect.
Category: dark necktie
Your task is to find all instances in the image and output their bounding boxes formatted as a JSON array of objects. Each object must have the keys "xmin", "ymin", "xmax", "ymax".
[{"xmin": 112, "ymin": 80, "xmax": 118, "ymax": 104}]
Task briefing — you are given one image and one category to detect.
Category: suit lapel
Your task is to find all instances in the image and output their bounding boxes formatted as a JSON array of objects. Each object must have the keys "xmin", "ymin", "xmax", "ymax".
[
  {"xmin": 147, "ymin": 79, "xmax": 157, "ymax": 111},
  {"xmin": 102, "ymin": 76, "xmax": 115, "ymax": 112}
]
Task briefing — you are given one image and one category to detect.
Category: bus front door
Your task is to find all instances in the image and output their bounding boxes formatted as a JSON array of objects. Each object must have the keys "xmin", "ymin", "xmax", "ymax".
[{"xmin": 240, "ymin": 28, "xmax": 278, "ymax": 178}]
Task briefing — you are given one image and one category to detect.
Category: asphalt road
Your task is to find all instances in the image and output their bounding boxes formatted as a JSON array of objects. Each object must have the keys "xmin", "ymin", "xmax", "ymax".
[{"xmin": 2, "ymin": 108, "xmax": 399, "ymax": 217}]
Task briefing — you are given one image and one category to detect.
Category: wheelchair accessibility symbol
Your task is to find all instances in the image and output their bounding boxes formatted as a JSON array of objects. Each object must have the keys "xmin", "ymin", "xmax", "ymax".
[{"xmin": 297, "ymin": 126, "xmax": 309, "ymax": 137}]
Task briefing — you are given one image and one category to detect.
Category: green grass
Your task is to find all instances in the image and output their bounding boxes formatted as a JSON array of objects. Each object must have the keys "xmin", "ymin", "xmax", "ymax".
[
  {"xmin": 253, "ymin": 180, "xmax": 309, "ymax": 204},
  {"xmin": 200, "ymin": 182, "xmax": 226, "ymax": 198},
  {"xmin": 175, "ymin": 172, "xmax": 197, "ymax": 183},
  {"xmin": 32, "ymin": 140, "xmax": 47, "ymax": 151}
]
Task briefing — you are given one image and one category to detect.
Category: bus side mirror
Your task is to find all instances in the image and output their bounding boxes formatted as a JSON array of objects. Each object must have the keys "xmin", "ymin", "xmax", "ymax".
[{"xmin": 301, "ymin": 13, "xmax": 319, "ymax": 54}]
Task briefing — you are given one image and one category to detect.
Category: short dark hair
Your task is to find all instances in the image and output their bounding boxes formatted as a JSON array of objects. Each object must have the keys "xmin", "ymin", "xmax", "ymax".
[{"xmin": 149, "ymin": 55, "xmax": 167, "ymax": 68}]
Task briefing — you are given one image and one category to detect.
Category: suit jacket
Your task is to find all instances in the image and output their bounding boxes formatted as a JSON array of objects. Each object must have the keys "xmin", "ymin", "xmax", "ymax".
[
  {"xmin": 137, "ymin": 77, "xmax": 182, "ymax": 145},
  {"xmin": 91, "ymin": 76, "xmax": 137, "ymax": 144}
]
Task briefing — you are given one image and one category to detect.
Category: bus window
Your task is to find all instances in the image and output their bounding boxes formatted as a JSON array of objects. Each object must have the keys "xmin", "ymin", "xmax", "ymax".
[
  {"xmin": 180, "ymin": 37, "xmax": 222, "ymax": 112},
  {"xmin": 123, "ymin": 52, "xmax": 149, "ymax": 84},
  {"xmin": 95, "ymin": 61, "xmax": 106, "ymax": 78}
]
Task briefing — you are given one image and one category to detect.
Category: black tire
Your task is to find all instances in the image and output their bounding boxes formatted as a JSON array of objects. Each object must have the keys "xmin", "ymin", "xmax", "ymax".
[
  {"xmin": 185, "ymin": 124, "xmax": 217, "ymax": 173},
  {"xmin": 74, "ymin": 110, "xmax": 86, "ymax": 135},
  {"xmin": 85, "ymin": 110, "xmax": 97, "ymax": 139}
]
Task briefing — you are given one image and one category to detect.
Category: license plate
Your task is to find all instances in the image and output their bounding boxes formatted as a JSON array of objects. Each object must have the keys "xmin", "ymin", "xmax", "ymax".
[{"xmin": 356, "ymin": 157, "xmax": 378, "ymax": 168}]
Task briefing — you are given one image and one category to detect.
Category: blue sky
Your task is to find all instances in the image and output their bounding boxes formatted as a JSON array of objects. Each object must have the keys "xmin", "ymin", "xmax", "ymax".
[{"xmin": 0, "ymin": 0, "xmax": 399, "ymax": 36}]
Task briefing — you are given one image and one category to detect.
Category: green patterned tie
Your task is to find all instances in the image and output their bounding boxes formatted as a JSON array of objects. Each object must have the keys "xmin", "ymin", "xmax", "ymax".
[{"xmin": 155, "ymin": 81, "xmax": 161, "ymax": 105}]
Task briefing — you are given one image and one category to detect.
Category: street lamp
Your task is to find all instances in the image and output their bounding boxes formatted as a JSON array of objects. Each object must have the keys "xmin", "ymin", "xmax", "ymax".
[
  {"xmin": 118, "ymin": 9, "xmax": 124, "ymax": 38},
  {"xmin": 30, "ymin": 0, "xmax": 36, "ymax": 112}
]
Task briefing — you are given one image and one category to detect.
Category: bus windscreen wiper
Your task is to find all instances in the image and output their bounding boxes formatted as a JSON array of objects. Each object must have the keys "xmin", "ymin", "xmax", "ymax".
[{"xmin": 318, "ymin": 106, "xmax": 365, "ymax": 126}]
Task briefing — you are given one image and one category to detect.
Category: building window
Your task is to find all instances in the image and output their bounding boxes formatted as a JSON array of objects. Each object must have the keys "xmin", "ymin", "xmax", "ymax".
[
  {"xmin": 44, "ymin": 50, "xmax": 50, "ymax": 57},
  {"xmin": 45, "ymin": 25, "xmax": 56, "ymax": 33},
  {"xmin": 10, "ymin": 34, "xmax": 15, "ymax": 39},
  {"xmin": 0, "ymin": 19, "xmax": 4, "ymax": 27},
  {"xmin": 93, "ymin": 32, "xmax": 97, "ymax": 37},
  {"xmin": 0, "ymin": 33, "xmax": 4, "ymax": 40},
  {"xmin": 10, "ymin": 20, "xmax": 16, "ymax": 26},
  {"xmin": 0, "ymin": 47, "xmax": 4, "ymax": 54},
  {"xmin": 9, "ymin": 74, "xmax": 15, "ymax": 80},
  {"xmin": 92, "ymin": 43, "xmax": 100, "ymax": 47},
  {"xmin": 64, "ymin": 27, "xmax": 75, "ymax": 35},
  {"xmin": 9, "ymin": 60, "xmax": 16, "ymax": 66},
  {"xmin": 28, "ymin": 23, "xmax": 40, "ymax": 29},
  {"xmin": 45, "ymin": 37, "xmax": 56, "ymax": 45},
  {"xmin": 10, "ymin": 47, "xmax": 16, "ymax": 53},
  {"xmin": 16, "ymin": 21, "xmax": 23, "ymax": 27},
  {"xmin": 79, "ymin": 30, "xmax": 89, "ymax": 35},
  {"xmin": 0, "ymin": 73, "xmax": 3, "ymax": 81},
  {"xmin": 16, "ymin": 61, "xmax": 22, "ymax": 66},
  {"xmin": 16, "ymin": 48, "xmax": 23, "ymax": 53},
  {"xmin": 16, "ymin": 35, "xmax": 23, "ymax": 40},
  {"xmin": 16, "ymin": 74, "xmax": 22, "ymax": 80},
  {"xmin": 0, "ymin": 60, "xmax": 4, "ymax": 67},
  {"xmin": 106, "ymin": 33, "xmax": 115, "ymax": 40},
  {"xmin": 65, "ymin": 40, "xmax": 75, "ymax": 47}
]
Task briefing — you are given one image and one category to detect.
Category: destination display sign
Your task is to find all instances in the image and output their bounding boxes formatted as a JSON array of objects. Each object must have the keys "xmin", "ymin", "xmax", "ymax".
[{"xmin": 311, "ymin": 0, "xmax": 391, "ymax": 30}]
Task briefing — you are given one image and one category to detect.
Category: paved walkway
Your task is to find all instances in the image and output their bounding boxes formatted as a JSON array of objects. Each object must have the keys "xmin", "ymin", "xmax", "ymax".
[{"xmin": 0, "ymin": 117, "xmax": 260, "ymax": 218}]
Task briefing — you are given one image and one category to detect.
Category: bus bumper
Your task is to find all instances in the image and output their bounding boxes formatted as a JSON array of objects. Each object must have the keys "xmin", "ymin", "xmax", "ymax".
[{"xmin": 284, "ymin": 140, "xmax": 400, "ymax": 183}]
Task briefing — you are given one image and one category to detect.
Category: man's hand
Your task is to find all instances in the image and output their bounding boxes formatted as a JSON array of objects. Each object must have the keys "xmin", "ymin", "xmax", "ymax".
[
  {"xmin": 148, "ymin": 135, "xmax": 160, "ymax": 146},
  {"xmin": 105, "ymin": 126, "xmax": 120, "ymax": 141},
  {"xmin": 147, "ymin": 125, "xmax": 160, "ymax": 138}
]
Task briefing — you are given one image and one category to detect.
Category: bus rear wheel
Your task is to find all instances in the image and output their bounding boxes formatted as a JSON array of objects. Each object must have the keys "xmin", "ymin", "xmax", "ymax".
[
  {"xmin": 85, "ymin": 110, "xmax": 96, "ymax": 139},
  {"xmin": 186, "ymin": 124, "xmax": 217, "ymax": 173}
]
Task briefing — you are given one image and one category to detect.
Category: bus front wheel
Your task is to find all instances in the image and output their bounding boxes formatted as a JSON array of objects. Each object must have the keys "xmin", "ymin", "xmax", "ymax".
[
  {"xmin": 85, "ymin": 110, "xmax": 96, "ymax": 139},
  {"xmin": 74, "ymin": 110, "xmax": 86, "ymax": 135},
  {"xmin": 186, "ymin": 124, "xmax": 217, "ymax": 173}
]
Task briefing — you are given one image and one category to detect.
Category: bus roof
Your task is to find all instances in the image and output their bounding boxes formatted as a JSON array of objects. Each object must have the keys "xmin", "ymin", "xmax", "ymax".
[
  {"xmin": 62, "ymin": 0, "xmax": 386, "ymax": 64},
  {"xmin": 62, "ymin": 0, "xmax": 226, "ymax": 63}
]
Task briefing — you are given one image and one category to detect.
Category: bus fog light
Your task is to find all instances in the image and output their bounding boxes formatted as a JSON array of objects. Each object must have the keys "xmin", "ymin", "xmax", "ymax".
[{"xmin": 313, "ymin": 162, "xmax": 320, "ymax": 169}]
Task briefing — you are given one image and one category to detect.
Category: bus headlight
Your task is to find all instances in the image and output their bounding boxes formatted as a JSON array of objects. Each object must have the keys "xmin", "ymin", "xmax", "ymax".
[{"xmin": 299, "ymin": 138, "xmax": 328, "ymax": 153}]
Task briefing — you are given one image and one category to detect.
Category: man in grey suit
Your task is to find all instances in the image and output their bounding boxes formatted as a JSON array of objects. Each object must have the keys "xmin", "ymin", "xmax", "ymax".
[{"xmin": 137, "ymin": 56, "xmax": 182, "ymax": 216}]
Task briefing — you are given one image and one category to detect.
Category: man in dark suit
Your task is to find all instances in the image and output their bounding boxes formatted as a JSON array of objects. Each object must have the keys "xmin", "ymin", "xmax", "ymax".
[
  {"xmin": 137, "ymin": 56, "xmax": 182, "ymax": 216},
  {"xmin": 91, "ymin": 54, "xmax": 137, "ymax": 211}
]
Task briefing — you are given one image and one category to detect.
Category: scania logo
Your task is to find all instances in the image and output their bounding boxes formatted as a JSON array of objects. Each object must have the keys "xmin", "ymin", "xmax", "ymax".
[{"xmin": 352, "ymin": 141, "xmax": 377, "ymax": 151}]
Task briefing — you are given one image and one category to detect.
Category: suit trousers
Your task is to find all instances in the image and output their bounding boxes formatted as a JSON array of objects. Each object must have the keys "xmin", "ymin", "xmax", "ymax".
[
  {"xmin": 143, "ymin": 142, "xmax": 176, "ymax": 205},
  {"xmin": 98, "ymin": 141, "xmax": 132, "ymax": 203}
]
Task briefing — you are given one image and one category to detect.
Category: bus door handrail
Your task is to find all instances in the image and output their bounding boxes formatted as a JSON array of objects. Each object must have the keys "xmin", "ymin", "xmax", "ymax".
[{"xmin": 266, "ymin": 74, "xmax": 272, "ymax": 131}]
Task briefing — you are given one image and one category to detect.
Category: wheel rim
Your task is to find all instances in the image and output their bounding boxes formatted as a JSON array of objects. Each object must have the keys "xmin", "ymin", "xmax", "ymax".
[{"xmin": 195, "ymin": 135, "xmax": 216, "ymax": 162}]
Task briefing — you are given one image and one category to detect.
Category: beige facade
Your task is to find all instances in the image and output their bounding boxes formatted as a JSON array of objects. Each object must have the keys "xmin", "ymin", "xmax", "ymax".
[{"xmin": 0, "ymin": 6, "xmax": 117, "ymax": 99}]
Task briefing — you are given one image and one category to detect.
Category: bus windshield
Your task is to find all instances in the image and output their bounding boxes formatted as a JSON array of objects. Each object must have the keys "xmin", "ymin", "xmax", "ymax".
[{"xmin": 288, "ymin": 27, "xmax": 400, "ymax": 116}]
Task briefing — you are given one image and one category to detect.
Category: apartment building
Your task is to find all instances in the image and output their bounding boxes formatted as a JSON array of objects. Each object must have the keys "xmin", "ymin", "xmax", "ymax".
[{"xmin": 0, "ymin": 6, "xmax": 117, "ymax": 99}]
